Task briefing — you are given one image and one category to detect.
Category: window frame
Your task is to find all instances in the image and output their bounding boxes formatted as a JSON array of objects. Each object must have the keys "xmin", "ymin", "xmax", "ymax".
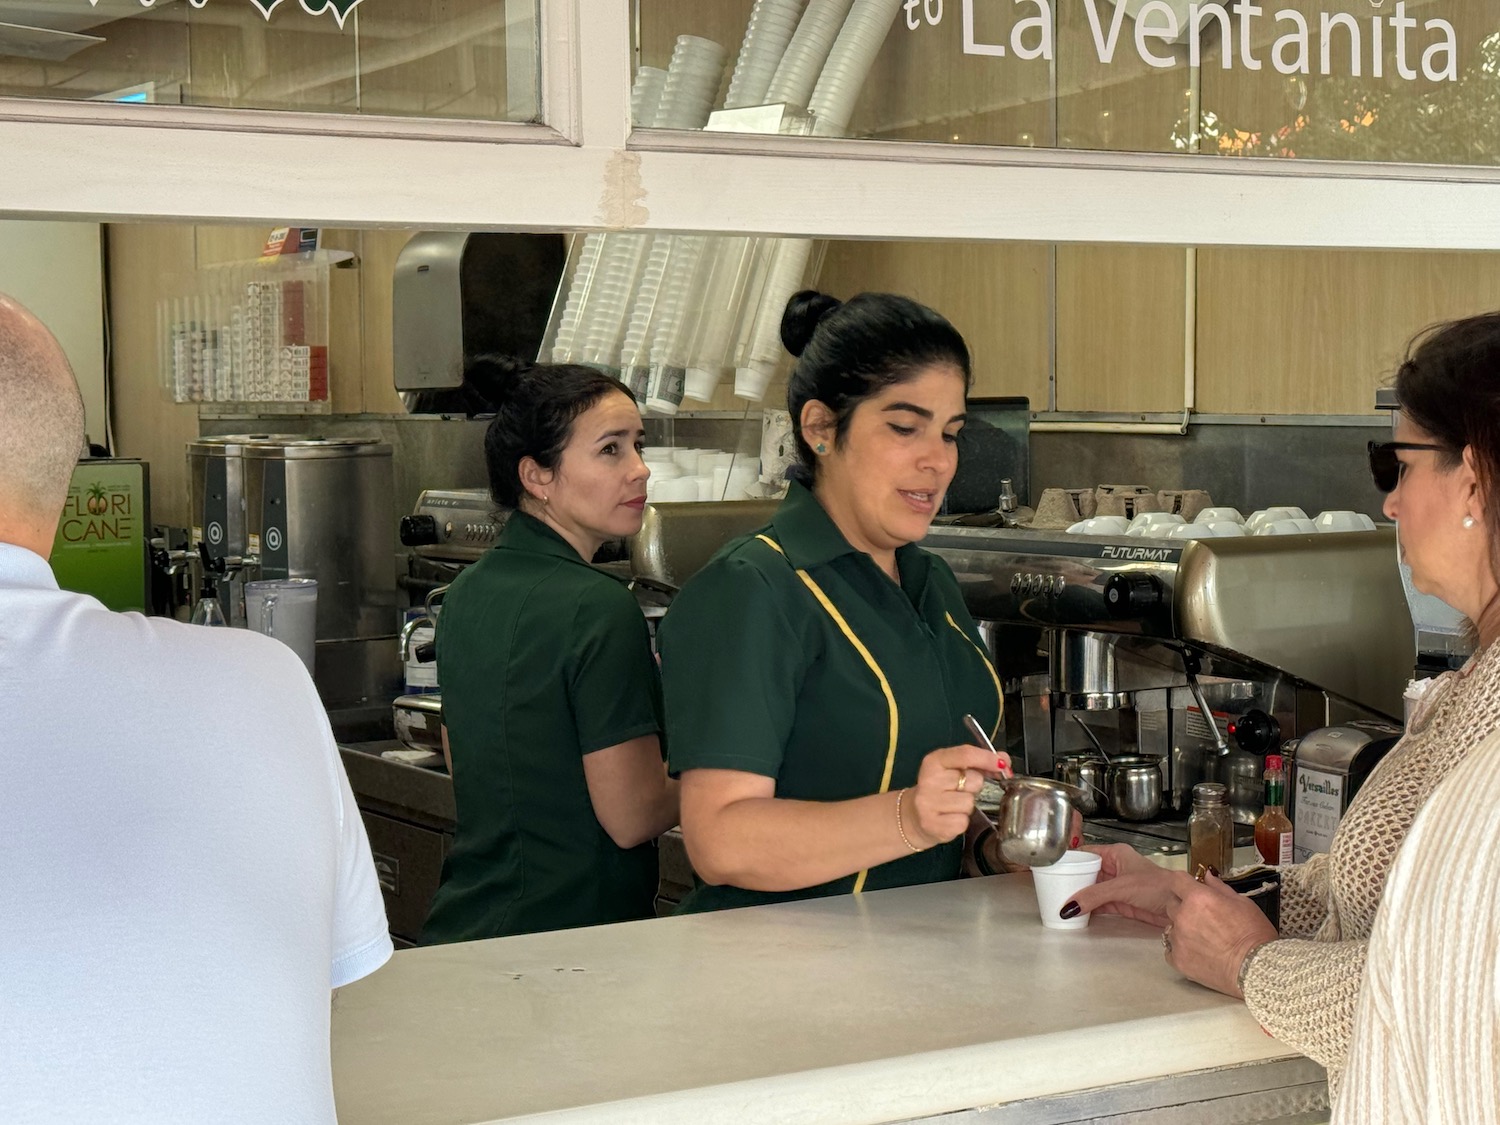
[{"xmin": 0, "ymin": 0, "xmax": 1498, "ymax": 250}]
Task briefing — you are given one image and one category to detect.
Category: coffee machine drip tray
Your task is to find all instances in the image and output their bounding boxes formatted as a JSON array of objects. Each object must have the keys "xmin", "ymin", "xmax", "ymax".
[{"xmin": 1082, "ymin": 815, "xmax": 1254, "ymax": 857}]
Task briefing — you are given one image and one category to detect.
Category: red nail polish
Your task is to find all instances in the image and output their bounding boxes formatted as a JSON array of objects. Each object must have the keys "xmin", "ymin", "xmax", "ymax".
[{"xmin": 1070, "ymin": 835, "xmax": 1081, "ymax": 848}]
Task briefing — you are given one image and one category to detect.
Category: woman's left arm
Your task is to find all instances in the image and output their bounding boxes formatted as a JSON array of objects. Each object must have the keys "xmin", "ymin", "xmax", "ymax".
[
  {"xmin": 1238, "ymin": 934, "xmax": 1369, "ymax": 1074},
  {"xmin": 1166, "ymin": 874, "xmax": 1368, "ymax": 1072}
]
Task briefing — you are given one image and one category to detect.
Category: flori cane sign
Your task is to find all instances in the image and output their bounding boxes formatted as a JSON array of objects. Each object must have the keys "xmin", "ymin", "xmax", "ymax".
[
  {"xmin": 82, "ymin": 0, "xmax": 363, "ymax": 28},
  {"xmin": 909, "ymin": 0, "xmax": 1461, "ymax": 83}
]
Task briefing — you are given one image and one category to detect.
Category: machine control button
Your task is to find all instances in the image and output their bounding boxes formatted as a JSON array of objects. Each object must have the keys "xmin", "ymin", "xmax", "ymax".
[
  {"xmin": 399, "ymin": 514, "xmax": 441, "ymax": 547},
  {"xmin": 1230, "ymin": 709, "xmax": 1282, "ymax": 756},
  {"xmin": 1103, "ymin": 572, "xmax": 1163, "ymax": 618}
]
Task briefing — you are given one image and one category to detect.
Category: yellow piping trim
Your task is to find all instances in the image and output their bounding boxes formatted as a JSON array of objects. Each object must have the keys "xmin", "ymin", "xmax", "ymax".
[
  {"xmin": 757, "ymin": 534, "xmax": 899, "ymax": 895},
  {"xmin": 946, "ymin": 613, "xmax": 1005, "ymax": 742}
]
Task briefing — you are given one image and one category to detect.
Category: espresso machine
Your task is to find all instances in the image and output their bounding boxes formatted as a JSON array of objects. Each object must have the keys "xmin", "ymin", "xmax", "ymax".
[{"xmin": 919, "ymin": 524, "xmax": 1414, "ymax": 850}]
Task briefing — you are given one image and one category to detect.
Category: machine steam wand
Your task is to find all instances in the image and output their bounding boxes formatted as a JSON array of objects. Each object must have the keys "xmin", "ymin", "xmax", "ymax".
[{"xmin": 1182, "ymin": 650, "xmax": 1231, "ymax": 757}]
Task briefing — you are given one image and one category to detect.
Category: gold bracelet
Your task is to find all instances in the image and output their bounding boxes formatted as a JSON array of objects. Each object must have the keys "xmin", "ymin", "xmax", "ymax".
[{"xmin": 895, "ymin": 788, "xmax": 924, "ymax": 853}]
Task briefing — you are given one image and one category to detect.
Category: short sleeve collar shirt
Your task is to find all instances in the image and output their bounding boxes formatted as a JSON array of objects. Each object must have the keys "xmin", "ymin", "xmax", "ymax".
[{"xmin": 660, "ymin": 483, "xmax": 1003, "ymax": 910}]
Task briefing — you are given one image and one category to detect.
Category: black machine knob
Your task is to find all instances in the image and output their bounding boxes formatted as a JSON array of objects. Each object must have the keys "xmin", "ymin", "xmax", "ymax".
[
  {"xmin": 1103, "ymin": 572, "xmax": 1163, "ymax": 618},
  {"xmin": 399, "ymin": 514, "xmax": 441, "ymax": 547},
  {"xmin": 1230, "ymin": 709, "xmax": 1282, "ymax": 756}
]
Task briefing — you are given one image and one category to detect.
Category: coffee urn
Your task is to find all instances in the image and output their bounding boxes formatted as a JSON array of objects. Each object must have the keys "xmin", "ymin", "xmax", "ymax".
[
  {"xmin": 240, "ymin": 437, "xmax": 399, "ymax": 707},
  {"xmin": 187, "ymin": 434, "xmax": 301, "ymax": 624}
]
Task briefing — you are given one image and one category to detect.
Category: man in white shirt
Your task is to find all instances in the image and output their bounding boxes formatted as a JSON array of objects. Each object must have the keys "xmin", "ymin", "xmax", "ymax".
[
  {"xmin": 1335, "ymin": 725, "xmax": 1500, "ymax": 1124},
  {"xmin": 0, "ymin": 293, "xmax": 393, "ymax": 1122}
]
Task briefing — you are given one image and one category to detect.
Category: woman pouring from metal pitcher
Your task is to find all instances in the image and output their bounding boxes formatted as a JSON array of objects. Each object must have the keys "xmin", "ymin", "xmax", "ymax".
[
  {"xmin": 1063, "ymin": 311, "xmax": 1500, "ymax": 1100},
  {"xmin": 422, "ymin": 364, "xmax": 678, "ymax": 943},
  {"xmin": 657, "ymin": 291, "xmax": 1018, "ymax": 913}
]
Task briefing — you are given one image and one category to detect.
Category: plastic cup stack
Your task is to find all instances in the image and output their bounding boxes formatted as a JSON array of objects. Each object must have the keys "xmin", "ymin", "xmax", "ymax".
[
  {"xmin": 656, "ymin": 36, "xmax": 728, "ymax": 131},
  {"xmin": 807, "ymin": 0, "xmax": 903, "ymax": 136},
  {"xmin": 766, "ymin": 0, "xmax": 854, "ymax": 107},
  {"xmin": 580, "ymin": 233, "xmax": 652, "ymax": 370},
  {"xmin": 645, "ymin": 235, "xmax": 709, "ymax": 415},
  {"xmin": 631, "ymin": 66, "xmax": 669, "ymax": 126},
  {"xmin": 726, "ymin": 0, "xmax": 808, "ymax": 109}
]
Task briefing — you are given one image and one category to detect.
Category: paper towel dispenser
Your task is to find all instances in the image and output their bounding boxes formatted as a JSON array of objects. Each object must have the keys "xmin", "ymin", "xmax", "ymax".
[{"xmin": 392, "ymin": 232, "xmax": 566, "ymax": 410}]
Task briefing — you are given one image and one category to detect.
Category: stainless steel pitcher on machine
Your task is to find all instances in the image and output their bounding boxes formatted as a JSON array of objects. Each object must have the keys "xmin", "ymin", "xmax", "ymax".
[{"xmin": 920, "ymin": 525, "xmax": 1414, "ymax": 851}]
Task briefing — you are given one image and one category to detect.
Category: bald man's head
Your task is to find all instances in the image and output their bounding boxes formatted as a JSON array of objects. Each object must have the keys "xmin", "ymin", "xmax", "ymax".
[{"xmin": 0, "ymin": 295, "xmax": 86, "ymax": 543}]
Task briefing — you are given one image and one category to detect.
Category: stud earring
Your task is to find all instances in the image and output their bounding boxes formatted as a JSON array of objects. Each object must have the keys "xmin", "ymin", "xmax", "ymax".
[
  {"xmin": 1463, "ymin": 515, "xmax": 1477, "ymax": 529},
  {"xmin": 815, "ymin": 443, "xmax": 827, "ymax": 454}
]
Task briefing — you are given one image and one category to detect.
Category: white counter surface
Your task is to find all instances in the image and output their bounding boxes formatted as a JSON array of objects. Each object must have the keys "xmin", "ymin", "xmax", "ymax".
[{"xmin": 331, "ymin": 873, "xmax": 1293, "ymax": 1125}]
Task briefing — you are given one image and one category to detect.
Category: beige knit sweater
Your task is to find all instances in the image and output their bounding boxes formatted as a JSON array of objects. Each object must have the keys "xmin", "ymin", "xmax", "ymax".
[
  {"xmin": 1333, "ymin": 726, "xmax": 1500, "ymax": 1124},
  {"xmin": 1240, "ymin": 640, "xmax": 1500, "ymax": 1096}
]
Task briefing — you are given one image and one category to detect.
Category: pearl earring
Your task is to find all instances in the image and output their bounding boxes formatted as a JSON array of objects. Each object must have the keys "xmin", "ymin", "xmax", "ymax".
[{"xmin": 1463, "ymin": 516, "xmax": 1477, "ymax": 529}]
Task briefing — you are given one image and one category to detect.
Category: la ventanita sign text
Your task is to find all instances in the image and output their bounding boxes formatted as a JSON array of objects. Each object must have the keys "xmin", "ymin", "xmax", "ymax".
[{"xmin": 912, "ymin": 0, "xmax": 1459, "ymax": 82}]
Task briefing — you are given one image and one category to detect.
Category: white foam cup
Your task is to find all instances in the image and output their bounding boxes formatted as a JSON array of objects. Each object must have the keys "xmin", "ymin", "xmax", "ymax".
[
  {"xmin": 735, "ymin": 360, "xmax": 775, "ymax": 401},
  {"xmin": 1032, "ymin": 850, "xmax": 1103, "ymax": 931}
]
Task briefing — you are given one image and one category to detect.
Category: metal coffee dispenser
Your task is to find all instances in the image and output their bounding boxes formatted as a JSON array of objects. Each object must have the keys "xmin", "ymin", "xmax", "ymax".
[
  {"xmin": 190, "ymin": 436, "xmax": 399, "ymax": 707},
  {"xmin": 919, "ymin": 525, "xmax": 1414, "ymax": 850},
  {"xmin": 187, "ymin": 434, "xmax": 301, "ymax": 624}
]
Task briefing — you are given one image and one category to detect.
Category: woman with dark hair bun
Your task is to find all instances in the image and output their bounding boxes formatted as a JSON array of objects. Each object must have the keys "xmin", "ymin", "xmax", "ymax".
[
  {"xmin": 657, "ymin": 291, "xmax": 1015, "ymax": 914},
  {"xmin": 422, "ymin": 364, "xmax": 678, "ymax": 943}
]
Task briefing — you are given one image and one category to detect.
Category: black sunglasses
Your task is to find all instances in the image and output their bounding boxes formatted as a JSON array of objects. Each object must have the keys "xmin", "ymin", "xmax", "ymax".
[{"xmin": 1367, "ymin": 441, "xmax": 1446, "ymax": 493}]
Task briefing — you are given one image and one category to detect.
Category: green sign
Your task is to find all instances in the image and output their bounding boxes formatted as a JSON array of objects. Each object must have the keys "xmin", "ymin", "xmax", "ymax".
[{"xmin": 50, "ymin": 460, "xmax": 151, "ymax": 614}]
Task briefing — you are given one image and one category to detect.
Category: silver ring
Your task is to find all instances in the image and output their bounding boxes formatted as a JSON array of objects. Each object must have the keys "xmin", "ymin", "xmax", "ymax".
[{"xmin": 1162, "ymin": 928, "xmax": 1173, "ymax": 953}]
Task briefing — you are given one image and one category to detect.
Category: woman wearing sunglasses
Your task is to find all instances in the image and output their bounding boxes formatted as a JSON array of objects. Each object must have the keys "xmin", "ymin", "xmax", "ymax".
[{"xmin": 1060, "ymin": 311, "xmax": 1500, "ymax": 1104}]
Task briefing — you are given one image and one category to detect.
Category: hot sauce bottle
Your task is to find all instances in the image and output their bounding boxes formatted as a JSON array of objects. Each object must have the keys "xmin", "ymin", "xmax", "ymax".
[{"xmin": 1255, "ymin": 754, "xmax": 1294, "ymax": 865}]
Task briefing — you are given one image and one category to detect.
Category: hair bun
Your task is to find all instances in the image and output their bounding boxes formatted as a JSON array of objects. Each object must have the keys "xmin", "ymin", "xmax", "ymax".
[{"xmin": 780, "ymin": 290, "xmax": 842, "ymax": 358}]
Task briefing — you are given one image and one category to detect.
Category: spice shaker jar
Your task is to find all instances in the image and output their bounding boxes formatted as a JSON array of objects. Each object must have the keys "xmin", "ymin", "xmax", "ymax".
[{"xmin": 1188, "ymin": 781, "xmax": 1233, "ymax": 879}]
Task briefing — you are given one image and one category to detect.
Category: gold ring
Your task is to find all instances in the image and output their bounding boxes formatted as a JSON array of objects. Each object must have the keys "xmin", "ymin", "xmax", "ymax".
[{"xmin": 957, "ymin": 772, "xmax": 968, "ymax": 792}]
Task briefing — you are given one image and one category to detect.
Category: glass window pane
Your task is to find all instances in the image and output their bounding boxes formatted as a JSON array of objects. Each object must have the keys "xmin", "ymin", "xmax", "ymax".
[
  {"xmin": 0, "ymin": 0, "xmax": 538, "ymax": 122},
  {"xmin": 634, "ymin": 0, "xmax": 1500, "ymax": 165}
]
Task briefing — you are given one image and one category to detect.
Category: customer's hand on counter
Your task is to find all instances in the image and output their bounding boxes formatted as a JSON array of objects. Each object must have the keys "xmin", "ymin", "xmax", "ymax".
[
  {"xmin": 1063, "ymin": 851, "xmax": 1280, "ymax": 998},
  {"xmin": 1062, "ymin": 844, "xmax": 1183, "ymax": 926},
  {"xmin": 1162, "ymin": 872, "xmax": 1278, "ymax": 998}
]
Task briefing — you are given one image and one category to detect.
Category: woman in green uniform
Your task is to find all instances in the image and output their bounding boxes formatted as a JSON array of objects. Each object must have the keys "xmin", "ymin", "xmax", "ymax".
[
  {"xmin": 658, "ymin": 291, "xmax": 1014, "ymax": 913},
  {"xmin": 422, "ymin": 364, "xmax": 678, "ymax": 943}
]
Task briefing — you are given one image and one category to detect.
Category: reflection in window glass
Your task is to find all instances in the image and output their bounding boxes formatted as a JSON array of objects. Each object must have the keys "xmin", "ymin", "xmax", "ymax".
[
  {"xmin": 634, "ymin": 0, "xmax": 1500, "ymax": 165},
  {"xmin": 0, "ymin": 0, "xmax": 539, "ymax": 122}
]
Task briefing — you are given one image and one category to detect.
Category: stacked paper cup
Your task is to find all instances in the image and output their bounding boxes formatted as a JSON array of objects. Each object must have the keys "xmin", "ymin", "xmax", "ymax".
[{"xmin": 726, "ymin": 0, "xmax": 808, "ymax": 109}]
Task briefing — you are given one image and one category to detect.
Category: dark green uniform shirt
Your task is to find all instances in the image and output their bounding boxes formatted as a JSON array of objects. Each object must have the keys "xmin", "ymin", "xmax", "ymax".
[
  {"xmin": 659, "ymin": 482, "xmax": 1003, "ymax": 913},
  {"xmin": 421, "ymin": 511, "xmax": 663, "ymax": 943}
]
